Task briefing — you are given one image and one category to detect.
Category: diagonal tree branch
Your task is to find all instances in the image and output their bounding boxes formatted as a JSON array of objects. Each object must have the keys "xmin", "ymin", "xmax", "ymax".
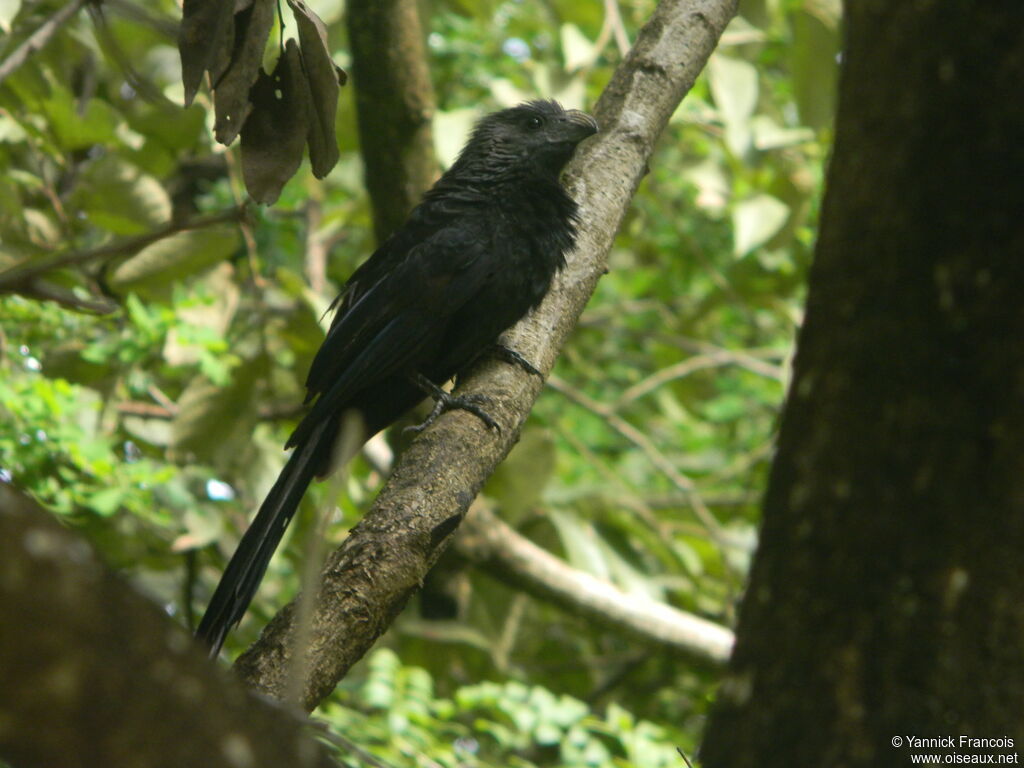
[{"xmin": 233, "ymin": 0, "xmax": 740, "ymax": 711}]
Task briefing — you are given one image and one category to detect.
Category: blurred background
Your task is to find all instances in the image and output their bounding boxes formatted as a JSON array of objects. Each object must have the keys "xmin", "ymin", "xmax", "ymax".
[{"xmin": 0, "ymin": 0, "xmax": 838, "ymax": 764}]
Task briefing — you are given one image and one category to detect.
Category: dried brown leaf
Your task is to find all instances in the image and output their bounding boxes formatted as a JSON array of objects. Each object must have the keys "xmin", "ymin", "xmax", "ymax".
[
  {"xmin": 213, "ymin": 0, "xmax": 276, "ymax": 145},
  {"xmin": 178, "ymin": 0, "xmax": 235, "ymax": 107},
  {"xmin": 286, "ymin": 0, "xmax": 341, "ymax": 177},
  {"xmin": 240, "ymin": 40, "xmax": 310, "ymax": 205}
]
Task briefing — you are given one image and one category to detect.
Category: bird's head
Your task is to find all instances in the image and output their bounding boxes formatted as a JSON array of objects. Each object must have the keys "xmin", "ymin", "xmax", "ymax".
[{"xmin": 460, "ymin": 100, "xmax": 599, "ymax": 180}]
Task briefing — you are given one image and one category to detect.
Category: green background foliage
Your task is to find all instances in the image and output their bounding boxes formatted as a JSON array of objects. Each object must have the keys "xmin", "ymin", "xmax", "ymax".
[{"xmin": 0, "ymin": 0, "xmax": 837, "ymax": 763}]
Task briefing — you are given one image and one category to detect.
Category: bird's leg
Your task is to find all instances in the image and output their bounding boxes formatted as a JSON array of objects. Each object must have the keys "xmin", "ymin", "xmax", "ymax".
[
  {"xmin": 405, "ymin": 373, "xmax": 500, "ymax": 434},
  {"xmin": 488, "ymin": 344, "xmax": 542, "ymax": 377}
]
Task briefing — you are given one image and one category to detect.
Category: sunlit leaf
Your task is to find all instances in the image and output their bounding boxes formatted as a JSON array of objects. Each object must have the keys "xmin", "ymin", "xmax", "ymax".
[
  {"xmin": 0, "ymin": 0, "xmax": 20, "ymax": 33},
  {"xmin": 86, "ymin": 487, "xmax": 125, "ymax": 517},
  {"xmin": 751, "ymin": 115, "xmax": 815, "ymax": 150},
  {"xmin": 707, "ymin": 53, "xmax": 758, "ymax": 156},
  {"xmin": 548, "ymin": 511, "xmax": 610, "ymax": 580},
  {"xmin": 732, "ymin": 193, "xmax": 789, "ymax": 256},
  {"xmin": 73, "ymin": 156, "xmax": 172, "ymax": 236},
  {"xmin": 108, "ymin": 225, "xmax": 240, "ymax": 298},
  {"xmin": 432, "ymin": 108, "xmax": 479, "ymax": 168},
  {"xmin": 560, "ymin": 23, "xmax": 594, "ymax": 71}
]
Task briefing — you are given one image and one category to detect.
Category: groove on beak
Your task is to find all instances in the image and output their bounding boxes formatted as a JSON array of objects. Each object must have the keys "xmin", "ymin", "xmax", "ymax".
[{"xmin": 565, "ymin": 109, "xmax": 600, "ymax": 136}]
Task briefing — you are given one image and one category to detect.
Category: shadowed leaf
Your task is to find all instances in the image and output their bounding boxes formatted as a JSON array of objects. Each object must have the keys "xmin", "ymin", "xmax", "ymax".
[
  {"xmin": 240, "ymin": 40, "xmax": 310, "ymax": 204},
  {"xmin": 213, "ymin": 0, "xmax": 276, "ymax": 145},
  {"xmin": 73, "ymin": 156, "xmax": 172, "ymax": 236},
  {"xmin": 170, "ymin": 360, "xmax": 260, "ymax": 467},
  {"xmin": 178, "ymin": 0, "xmax": 236, "ymax": 107},
  {"xmin": 287, "ymin": 0, "xmax": 342, "ymax": 177}
]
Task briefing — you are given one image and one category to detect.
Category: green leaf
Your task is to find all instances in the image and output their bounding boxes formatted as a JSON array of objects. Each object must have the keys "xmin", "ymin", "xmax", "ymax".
[
  {"xmin": 73, "ymin": 156, "xmax": 172, "ymax": 236},
  {"xmin": 86, "ymin": 487, "xmax": 125, "ymax": 517},
  {"xmin": 560, "ymin": 24, "xmax": 594, "ymax": 71},
  {"xmin": 0, "ymin": 0, "xmax": 20, "ymax": 32},
  {"xmin": 707, "ymin": 53, "xmax": 759, "ymax": 156},
  {"xmin": 482, "ymin": 427, "xmax": 555, "ymax": 523},
  {"xmin": 169, "ymin": 360, "xmax": 259, "ymax": 467},
  {"xmin": 108, "ymin": 226, "xmax": 240, "ymax": 299},
  {"xmin": 39, "ymin": 84, "xmax": 120, "ymax": 150},
  {"xmin": 433, "ymin": 108, "xmax": 479, "ymax": 168},
  {"xmin": 790, "ymin": 7, "xmax": 840, "ymax": 131}
]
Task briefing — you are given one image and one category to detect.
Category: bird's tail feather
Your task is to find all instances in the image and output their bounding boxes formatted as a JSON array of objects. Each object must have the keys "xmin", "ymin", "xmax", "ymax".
[{"xmin": 195, "ymin": 421, "xmax": 329, "ymax": 656}]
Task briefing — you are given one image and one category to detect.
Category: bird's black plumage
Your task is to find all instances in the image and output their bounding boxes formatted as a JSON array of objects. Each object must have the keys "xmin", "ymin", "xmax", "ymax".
[{"xmin": 196, "ymin": 100, "xmax": 598, "ymax": 655}]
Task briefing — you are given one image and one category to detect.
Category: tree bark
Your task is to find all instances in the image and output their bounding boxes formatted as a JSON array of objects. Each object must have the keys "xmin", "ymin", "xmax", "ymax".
[
  {"xmin": 700, "ymin": 3, "xmax": 1024, "ymax": 766},
  {"xmin": 233, "ymin": 0, "xmax": 741, "ymax": 711},
  {"xmin": 346, "ymin": 0, "xmax": 438, "ymax": 242},
  {"xmin": 0, "ymin": 485, "xmax": 335, "ymax": 768}
]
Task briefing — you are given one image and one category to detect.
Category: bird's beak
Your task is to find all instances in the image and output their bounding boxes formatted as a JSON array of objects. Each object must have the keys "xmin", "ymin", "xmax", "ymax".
[{"xmin": 564, "ymin": 109, "xmax": 600, "ymax": 139}]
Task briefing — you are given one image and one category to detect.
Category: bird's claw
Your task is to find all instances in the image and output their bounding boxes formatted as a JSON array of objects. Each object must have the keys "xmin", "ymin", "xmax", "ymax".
[{"xmin": 405, "ymin": 390, "xmax": 500, "ymax": 435}]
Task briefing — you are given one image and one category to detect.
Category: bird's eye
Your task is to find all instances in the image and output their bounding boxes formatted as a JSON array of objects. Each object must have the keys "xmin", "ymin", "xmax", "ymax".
[{"xmin": 525, "ymin": 115, "xmax": 544, "ymax": 130}]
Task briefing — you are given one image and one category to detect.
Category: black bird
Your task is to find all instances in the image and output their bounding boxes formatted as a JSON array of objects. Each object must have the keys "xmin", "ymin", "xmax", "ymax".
[{"xmin": 196, "ymin": 100, "xmax": 598, "ymax": 655}]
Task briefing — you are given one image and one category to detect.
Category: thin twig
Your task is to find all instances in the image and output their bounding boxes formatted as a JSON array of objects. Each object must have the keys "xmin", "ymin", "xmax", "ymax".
[
  {"xmin": 0, "ymin": 0, "xmax": 90, "ymax": 86},
  {"xmin": 0, "ymin": 207, "xmax": 248, "ymax": 293},
  {"xmin": 604, "ymin": 0, "xmax": 631, "ymax": 54},
  {"xmin": 614, "ymin": 349, "xmax": 784, "ymax": 410},
  {"xmin": 304, "ymin": 198, "xmax": 327, "ymax": 295},
  {"xmin": 17, "ymin": 279, "xmax": 118, "ymax": 314},
  {"xmin": 548, "ymin": 374, "xmax": 725, "ymax": 541}
]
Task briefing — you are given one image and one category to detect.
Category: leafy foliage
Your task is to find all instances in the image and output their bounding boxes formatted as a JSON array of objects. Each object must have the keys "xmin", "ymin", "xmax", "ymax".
[
  {"xmin": 0, "ymin": 0, "xmax": 838, "ymax": 762},
  {"xmin": 316, "ymin": 649, "xmax": 690, "ymax": 767}
]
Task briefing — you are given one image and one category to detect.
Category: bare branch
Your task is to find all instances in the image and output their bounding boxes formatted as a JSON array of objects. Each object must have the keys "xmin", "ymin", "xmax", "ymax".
[
  {"xmin": 0, "ymin": 0, "xmax": 90, "ymax": 86},
  {"xmin": 0, "ymin": 207, "xmax": 248, "ymax": 294},
  {"xmin": 456, "ymin": 505, "xmax": 734, "ymax": 664},
  {"xmin": 232, "ymin": 0, "xmax": 740, "ymax": 711},
  {"xmin": 614, "ymin": 347, "xmax": 785, "ymax": 409},
  {"xmin": 548, "ymin": 374, "xmax": 725, "ymax": 540}
]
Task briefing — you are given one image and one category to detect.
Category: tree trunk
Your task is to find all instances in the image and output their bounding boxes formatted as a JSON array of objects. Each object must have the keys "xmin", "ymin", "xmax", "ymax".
[
  {"xmin": 346, "ymin": 0, "xmax": 438, "ymax": 242},
  {"xmin": 700, "ymin": 3, "xmax": 1024, "ymax": 766}
]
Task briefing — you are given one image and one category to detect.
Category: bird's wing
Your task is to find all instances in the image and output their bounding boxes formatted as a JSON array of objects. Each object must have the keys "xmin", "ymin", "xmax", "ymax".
[{"xmin": 289, "ymin": 221, "xmax": 495, "ymax": 446}]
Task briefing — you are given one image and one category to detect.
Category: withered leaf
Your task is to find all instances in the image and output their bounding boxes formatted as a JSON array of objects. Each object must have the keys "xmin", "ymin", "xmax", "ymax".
[
  {"xmin": 213, "ymin": 0, "xmax": 276, "ymax": 145},
  {"xmin": 178, "ymin": 0, "xmax": 235, "ymax": 107},
  {"xmin": 286, "ymin": 0, "xmax": 341, "ymax": 178},
  {"xmin": 240, "ymin": 40, "xmax": 310, "ymax": 205}
]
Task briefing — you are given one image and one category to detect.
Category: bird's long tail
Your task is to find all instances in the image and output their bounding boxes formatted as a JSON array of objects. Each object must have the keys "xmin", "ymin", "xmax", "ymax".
[{"xmin": 195, "ymin": 421, "xmax": 330, "ymax": 656}]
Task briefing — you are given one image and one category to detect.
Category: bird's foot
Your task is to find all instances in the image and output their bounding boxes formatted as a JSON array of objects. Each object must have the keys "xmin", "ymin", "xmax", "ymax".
[
  {"xmin": 489, "ymin": 344, "xmax": 541, "ymax": 377},
  {"xmin": 406, "ymin": 374, "xmax": 500, "ymax": 434}
]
